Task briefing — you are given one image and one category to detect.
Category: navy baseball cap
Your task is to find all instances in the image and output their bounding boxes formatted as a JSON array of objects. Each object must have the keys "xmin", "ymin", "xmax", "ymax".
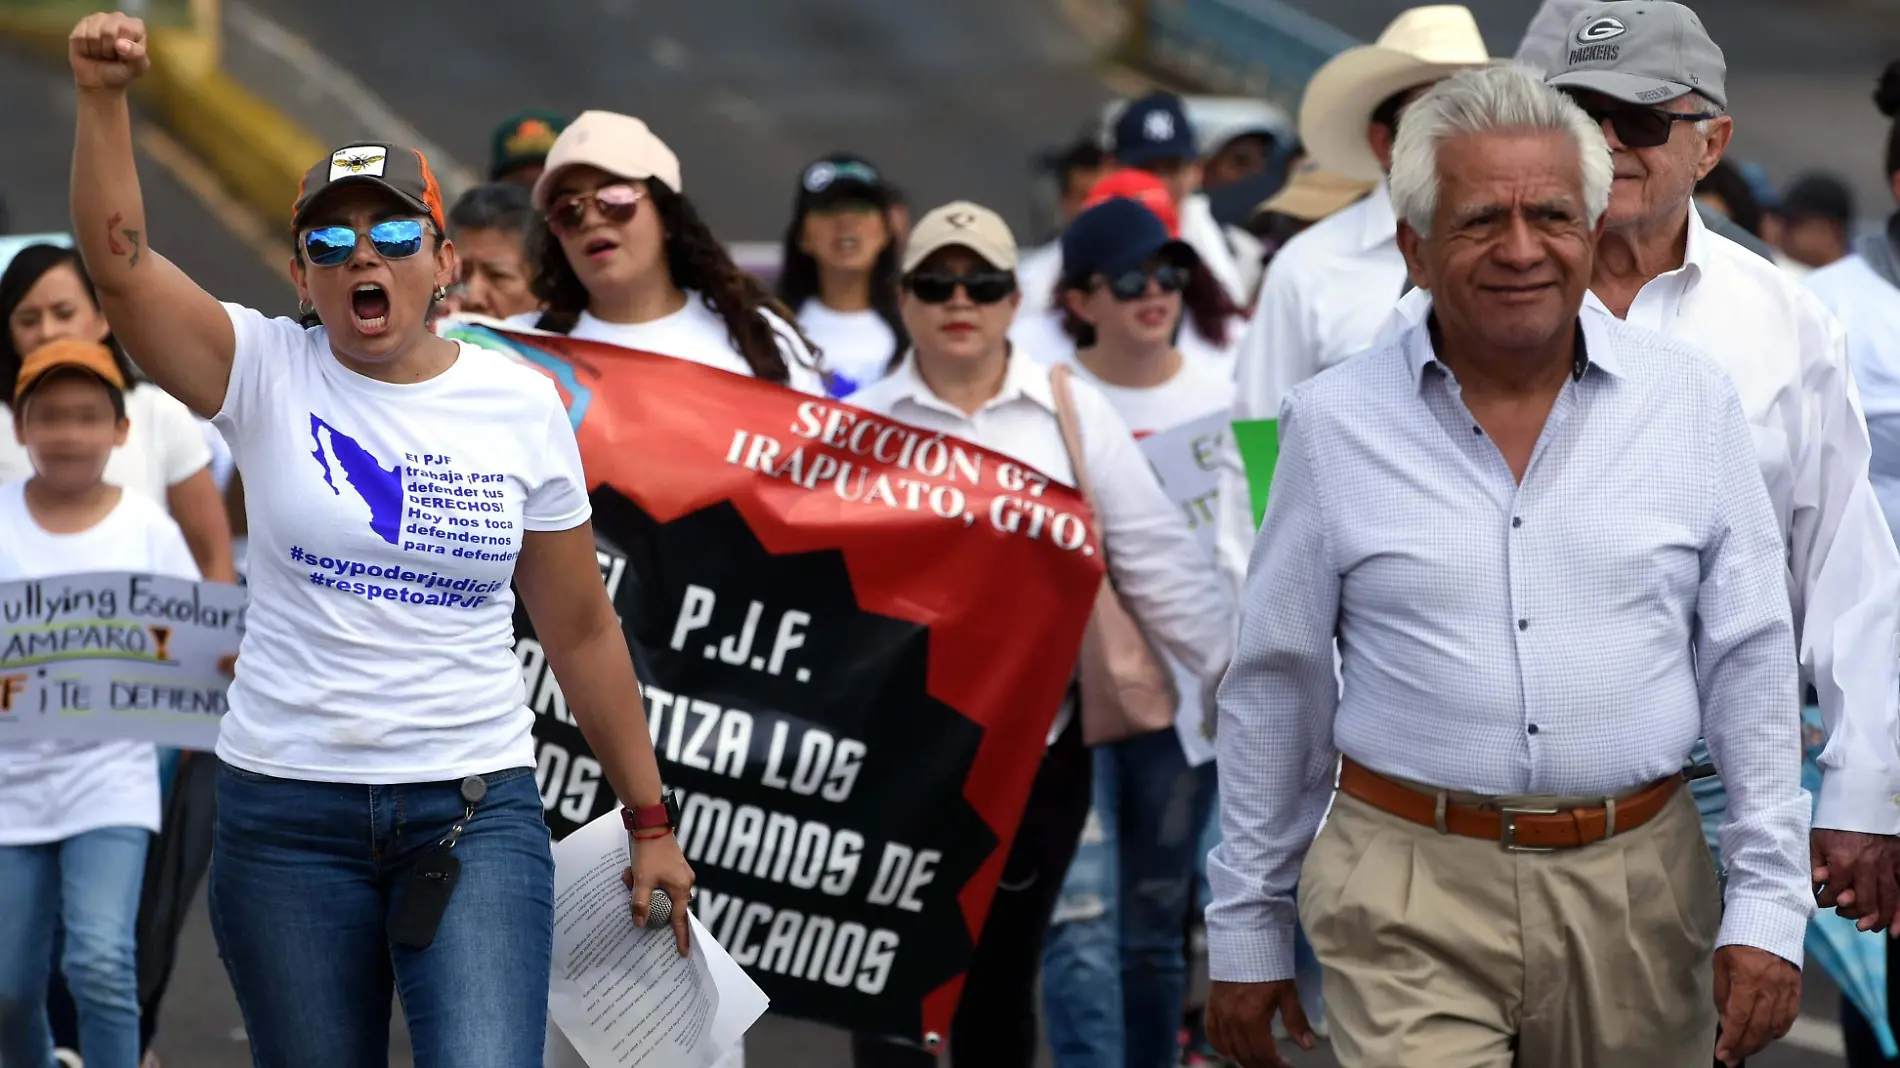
[
  {"xmin": 1113, "ymin": 92, "xmax": 1197, "ymax": 166},
  {"xmin": 1061, "ymin": 197, "xmax": 1197, "ymax": 285}
]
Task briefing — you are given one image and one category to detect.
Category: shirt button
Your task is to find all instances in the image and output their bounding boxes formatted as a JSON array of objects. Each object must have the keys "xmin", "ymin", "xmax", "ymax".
[
  {"xmin": 1518, "ymin": 619, "xmax": 1529, "ymax": 631},
  {"xmin": 1527, "ymin": 724, "xmax": 1540, "ymax": 735},
  {"xmin": 1891, "ymin": 793, "xmax": 1900, "ymax": 806},
  {"xmin": 1512, "ymin": 517, "xmax": 1523, "ymax": 529},
  {"xmin": 1472, "ymin": 425, "xmax": 1483, "ymax": 435}
]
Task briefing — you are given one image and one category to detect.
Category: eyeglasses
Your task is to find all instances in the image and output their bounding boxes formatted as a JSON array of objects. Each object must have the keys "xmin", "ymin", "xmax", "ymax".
[
  {"xmin": 1566, "ymin": 97, "xmax": 1722, "ymax": 149},
  {"xmin": 1098, "ymin": 263, "xmax": 1191, "ymax": 301},
  {"xmin": 547, "ymin": 183, "xmax": 644, "ymax": 237},
  {"xmin": 904, "ymin": 270, "xmax": 1016, "ymax": 305},
  {"xmin": 301, "ymin": 219, "xmax": 427, "ymax": 267}
]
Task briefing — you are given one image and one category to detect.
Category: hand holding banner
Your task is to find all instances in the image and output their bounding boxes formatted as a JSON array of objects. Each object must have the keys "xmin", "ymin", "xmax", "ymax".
[{"xmin": 444, "ymin": 320, "xmax": 1104, "ymax": 1047}]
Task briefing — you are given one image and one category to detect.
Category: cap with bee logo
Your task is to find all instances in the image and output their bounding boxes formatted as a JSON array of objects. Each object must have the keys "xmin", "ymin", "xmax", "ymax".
[{"xmin": 292, "ymin": 143, "xmax": 447, "ymax": 234}]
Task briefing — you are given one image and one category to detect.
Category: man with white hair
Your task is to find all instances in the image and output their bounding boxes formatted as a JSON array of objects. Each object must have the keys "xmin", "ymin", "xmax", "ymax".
[
  {"xmin": 1203, "ymin": 64, "xmax": 1807, "ymax": 1068},
  {"xmin": 1545, "ymin": 1, "xmax": 1900, "ymax": 936}
]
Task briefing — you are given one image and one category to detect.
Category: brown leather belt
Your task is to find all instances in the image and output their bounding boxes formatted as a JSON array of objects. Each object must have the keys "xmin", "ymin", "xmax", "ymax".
[{"xmin": 1338, "ymin": 758, "xmax": 1682, "ymax": 852}]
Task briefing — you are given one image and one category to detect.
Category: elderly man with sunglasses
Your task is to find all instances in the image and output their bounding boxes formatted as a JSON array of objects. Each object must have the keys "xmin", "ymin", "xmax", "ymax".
[{"xmin": 1543, "ymin": 0, "xmax": 1900, "ymax": 940}]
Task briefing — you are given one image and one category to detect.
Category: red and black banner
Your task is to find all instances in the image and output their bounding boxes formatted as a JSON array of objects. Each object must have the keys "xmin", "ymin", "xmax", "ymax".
[{"xmin": 442, "ymin": 322, "xmax": 1102, "ymax": 1045}]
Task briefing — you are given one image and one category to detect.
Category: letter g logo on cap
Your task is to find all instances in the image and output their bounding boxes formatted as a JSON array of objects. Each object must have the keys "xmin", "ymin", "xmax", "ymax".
[{"xmin": 1576, "ymin": 16, "xmax": 1626, "ymax": 42}]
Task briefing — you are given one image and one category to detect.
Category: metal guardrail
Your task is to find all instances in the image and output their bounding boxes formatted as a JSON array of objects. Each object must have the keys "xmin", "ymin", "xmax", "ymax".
[{"xmin": 1134, "ymin": 0, "xmax": 1360, "ymax": 109}]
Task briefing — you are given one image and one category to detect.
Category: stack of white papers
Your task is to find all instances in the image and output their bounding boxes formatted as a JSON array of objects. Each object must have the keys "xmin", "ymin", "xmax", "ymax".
[{"xmin": 544, "ymin": 810, "xmax": 769, "ymax": 1068}]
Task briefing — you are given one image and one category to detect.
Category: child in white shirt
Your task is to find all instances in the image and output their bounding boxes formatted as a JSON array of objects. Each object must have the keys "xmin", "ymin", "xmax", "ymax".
[{"xmin": 0, "ymin": 339, "xmax": 199, "ymax": 1068}]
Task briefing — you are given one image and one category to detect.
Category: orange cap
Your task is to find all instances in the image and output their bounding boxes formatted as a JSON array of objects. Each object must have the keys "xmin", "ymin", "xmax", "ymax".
[
  {"xmin": 1082, "ymin": 168, "xmax": 1180, "ymax": 236},
  {"xmin": 14, "ymin": 339, "xmax": 125, "ymax": 405}
]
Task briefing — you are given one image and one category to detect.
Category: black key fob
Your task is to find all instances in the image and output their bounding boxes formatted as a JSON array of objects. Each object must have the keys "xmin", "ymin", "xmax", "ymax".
[{"xmin": 390, "ymin": 846, "xmax": 461, "ymax": 949}]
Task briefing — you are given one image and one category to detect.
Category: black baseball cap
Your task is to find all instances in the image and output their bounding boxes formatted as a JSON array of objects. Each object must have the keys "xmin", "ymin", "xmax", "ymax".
[
  {"xmin": 292, "ymin": 143, "xmax": 446, "ymax": 234},
  {"xmin": 1778, "ymin": 173, "xmax": 1855, "ymax": 223},
  {"xmin": 797, "ymin": 154, "xmax": 891, "ymax": 212}
]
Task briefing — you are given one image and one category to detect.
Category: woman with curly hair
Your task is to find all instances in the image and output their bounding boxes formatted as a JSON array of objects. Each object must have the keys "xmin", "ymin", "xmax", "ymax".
[{"xmin": 520, "ymin": 111, "xmax": 825, "ymax": 395}]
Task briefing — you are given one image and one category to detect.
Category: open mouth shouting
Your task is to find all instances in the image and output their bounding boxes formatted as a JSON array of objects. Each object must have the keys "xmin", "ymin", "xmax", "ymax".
[{"xmin": 352, "ymin": 283, "xmax": 392, "ymax": 335}]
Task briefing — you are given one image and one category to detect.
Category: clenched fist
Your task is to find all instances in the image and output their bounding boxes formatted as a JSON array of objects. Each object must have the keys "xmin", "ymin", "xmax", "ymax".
[{"xmin": 69, "ymin": 12, "xmax": 150, "ymax": 92}]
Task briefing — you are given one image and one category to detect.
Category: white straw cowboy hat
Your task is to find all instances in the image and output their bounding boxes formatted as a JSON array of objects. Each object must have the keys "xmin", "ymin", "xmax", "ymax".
[{"xmin": 1298, "ymin": 5, "xmax": 1497, "ymax": 182}]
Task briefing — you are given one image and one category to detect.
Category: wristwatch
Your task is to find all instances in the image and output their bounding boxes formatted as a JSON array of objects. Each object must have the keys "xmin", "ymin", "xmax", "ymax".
[{"xmin": 623, "ymin": 789, "xmax": 681, "ymax": 834}]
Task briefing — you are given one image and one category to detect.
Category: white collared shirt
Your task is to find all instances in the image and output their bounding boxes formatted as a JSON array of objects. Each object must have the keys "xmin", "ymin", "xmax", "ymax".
[
  {"xmin": 1207, "ymin": 300, "xmax": 1809, "ymax": 981},
  {"xmin": 1580, "ymin": 207, "xmax": 1900, "ymax": 835},
  {"xmin": 1807, "ymin": 253, "xmax": 1900, "ymax": 540},
  {"xmin": 848, "ymin": 353, "xmax": 1235, "ymax": 703},
  {"xmin": 1213, "ymin": 185, "xmax": 1410, "ymax": 593}
]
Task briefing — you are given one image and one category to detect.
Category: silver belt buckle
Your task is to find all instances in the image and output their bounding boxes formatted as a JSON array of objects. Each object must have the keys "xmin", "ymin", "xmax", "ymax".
[{"xmin": 1498, "ymin": 805, "xmax": 1560, "ymax": 853}]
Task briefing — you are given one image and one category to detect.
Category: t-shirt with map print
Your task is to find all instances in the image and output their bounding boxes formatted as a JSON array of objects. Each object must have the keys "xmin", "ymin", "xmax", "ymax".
[{"xmin": 213, "ymin": 303, "xmax": 590, "ymax": 784}]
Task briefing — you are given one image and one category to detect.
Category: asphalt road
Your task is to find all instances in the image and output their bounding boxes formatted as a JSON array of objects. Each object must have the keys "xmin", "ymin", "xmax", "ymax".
[
  {"xmin": 0, "ymin": 41, "xmax": 293, "ymax": 313},
  {"xmin": 224, "ymin": 0, "xmax": 1117, "ymax": 244}
]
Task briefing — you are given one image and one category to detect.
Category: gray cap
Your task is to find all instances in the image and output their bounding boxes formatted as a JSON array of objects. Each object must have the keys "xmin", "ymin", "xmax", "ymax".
[{"xmin": 1545, "ymin": 1, "xmax": 1726, "ymax": 110}]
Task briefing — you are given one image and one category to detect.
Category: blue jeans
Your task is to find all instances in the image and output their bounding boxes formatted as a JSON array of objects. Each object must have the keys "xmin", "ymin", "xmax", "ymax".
[
  {"xmin": 0, "ymin": 826, "xmax": 150, "ymax": 1068},
  {"xmin": 1044, "ymin": 731, "xmax": 1218, "ymax": 1068},
  {"xmin": 209, "ymin": 763, "xmax": 554, "ymax": 1068}
]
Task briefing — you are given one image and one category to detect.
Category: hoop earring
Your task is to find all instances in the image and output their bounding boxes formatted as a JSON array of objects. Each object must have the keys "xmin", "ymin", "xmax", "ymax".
[
  {"xmin": 431, "ymin": 285, "xmax": 448, "ymax": 303},
  {"xmin": 297, "ymin": 300, "xmax": 314, "ymax": 318}
]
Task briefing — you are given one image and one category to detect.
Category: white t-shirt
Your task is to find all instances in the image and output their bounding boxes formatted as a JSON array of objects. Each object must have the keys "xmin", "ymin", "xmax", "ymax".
[
  {"xmin": 796, "ymin": 300, "xmax": 897, "ymax": 397},
  {"xmin": 0, "ymin": 383, "xmax": 214, "ymax": 497},
  {"xmin": 507, "ymin": 291, "xmax": 828, "ymax": 396},
  {"xmin": 213, "ymin": 304, "xmax": 591, "ymax": 784},
  {"xmin": 1051, "ymin": 349, "xmax": 1235, "ymax": 437},
  {"xmin": 0, "ymin": 481, "xmax": 198, "ymax": 845}
]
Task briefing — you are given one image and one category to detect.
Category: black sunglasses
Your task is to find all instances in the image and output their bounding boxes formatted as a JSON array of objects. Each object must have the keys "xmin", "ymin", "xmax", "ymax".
[
  {"xmin": 904, "ymin": 270, "xmax": 1016, "ymax": 305},
  {"xmin": 1566, "ymin": 96, "xmax": 1721, "ymax": 149},
  {"xmin": 1098, "ymin": 263, "xmax": 1191, "ymax": 302}
]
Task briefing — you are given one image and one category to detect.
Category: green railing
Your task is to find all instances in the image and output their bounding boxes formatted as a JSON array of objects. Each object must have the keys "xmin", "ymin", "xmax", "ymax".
[{"xmin": 0, "ymin": 0, "xmax": 195, "ymax": 29}]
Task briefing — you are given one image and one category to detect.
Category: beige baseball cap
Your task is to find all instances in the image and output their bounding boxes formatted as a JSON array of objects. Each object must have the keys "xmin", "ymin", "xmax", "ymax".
[
  {"xmin": 901, "ymin": 201, "xmax": 1018, "ymax": 274},
  {"xmin": 529, "ymin": 110, "xmax": 683, "ymax": 210}
]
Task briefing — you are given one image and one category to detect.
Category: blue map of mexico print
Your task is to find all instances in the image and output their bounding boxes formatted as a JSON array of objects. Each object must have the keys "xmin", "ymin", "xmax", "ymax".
[{"xmin": 298, "ymin": 412, "xmax": 514, "ymax": 610}]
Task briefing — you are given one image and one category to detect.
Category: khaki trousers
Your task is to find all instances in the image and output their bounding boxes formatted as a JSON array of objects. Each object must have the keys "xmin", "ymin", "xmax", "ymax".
[{"xmin": 1298, "ymin": 785, "xmax": 1721, "ymax": 1068}]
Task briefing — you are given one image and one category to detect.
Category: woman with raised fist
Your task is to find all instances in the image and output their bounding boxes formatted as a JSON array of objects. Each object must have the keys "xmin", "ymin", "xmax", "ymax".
[{"xmin": 63, "ymin": 13, "xmax": 694, "ymax": 1067}]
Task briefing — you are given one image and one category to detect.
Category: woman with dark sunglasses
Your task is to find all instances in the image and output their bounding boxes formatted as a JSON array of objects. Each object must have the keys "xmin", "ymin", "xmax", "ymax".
[
  {"xmin": 1037, "ymin": 196, "xmax": 1235, "ymax": 1068},
  {"xmin": 65, "ymin": 16, "xmax": 693, "ymax": 1067},
  {"xmin": 848, "ymin": 202, "xmax": 1233, "ymax": 1068},
  {"xmin": 774, "ymin": 153, "xmax": 908, "ymax": 397},
  {"xmin": 520, "ymin": 110, "xmax": 825, "ymax": 395}
]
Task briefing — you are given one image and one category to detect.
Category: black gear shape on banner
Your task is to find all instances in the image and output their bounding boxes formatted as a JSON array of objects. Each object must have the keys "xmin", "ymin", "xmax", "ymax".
[{"xmin": 585, "ymin": 487, "xmax": 1000, "ymax": 1043}]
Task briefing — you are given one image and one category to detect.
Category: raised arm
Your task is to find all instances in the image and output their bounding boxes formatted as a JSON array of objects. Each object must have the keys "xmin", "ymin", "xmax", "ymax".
[{"xmin": 69, "ymin": 12, "xmax": 235, "ymax": 418}]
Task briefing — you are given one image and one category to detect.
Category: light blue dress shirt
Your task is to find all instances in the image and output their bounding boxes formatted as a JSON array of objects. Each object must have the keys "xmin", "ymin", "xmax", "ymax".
[{"xmin": 1206, "ymin": 300, "xmax": 1811, "ymax": 983}]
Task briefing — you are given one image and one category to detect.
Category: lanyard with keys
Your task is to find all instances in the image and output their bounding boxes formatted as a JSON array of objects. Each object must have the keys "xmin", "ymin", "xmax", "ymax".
[{"xmin": 390, "ymin": 775, "xmax": 488, "ymax": 949}]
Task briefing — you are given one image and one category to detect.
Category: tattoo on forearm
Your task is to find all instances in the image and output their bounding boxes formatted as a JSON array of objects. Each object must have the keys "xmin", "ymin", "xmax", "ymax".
[{"xmin": 104, "ymin": 212, "xmax": 141, "ymax": 266}]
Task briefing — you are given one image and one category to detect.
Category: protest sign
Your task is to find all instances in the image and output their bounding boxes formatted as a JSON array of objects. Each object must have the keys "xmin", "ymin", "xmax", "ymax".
[
  {"xmin": 0, "ymin": 571, "xmax": 245, "ymax": 750},
  {"xmin": 441, "ymin": 320, "xmax": 1103, "ymax": 1047},
  {"xmin": 1136, "ymin": 411, "xmax": 1228, "ymax": 765}
]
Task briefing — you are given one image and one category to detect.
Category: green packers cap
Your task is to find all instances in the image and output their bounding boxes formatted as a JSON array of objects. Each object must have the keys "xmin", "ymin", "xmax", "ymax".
[{"xmin": 490, "ymin": 110, "xmax": 568, "ymax": 180}]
